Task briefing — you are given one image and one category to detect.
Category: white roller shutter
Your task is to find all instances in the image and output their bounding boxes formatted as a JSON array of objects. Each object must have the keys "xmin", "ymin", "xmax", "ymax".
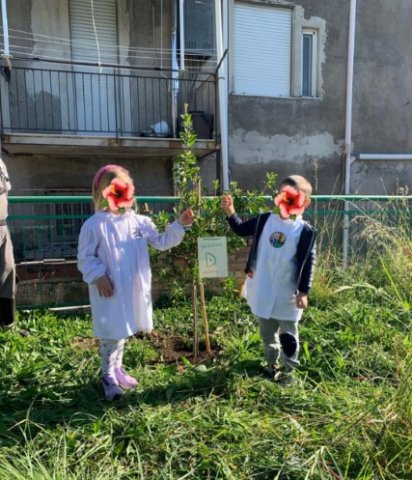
[
  {"xmin": 233, "ymin": 2, "xmax": 291, "ymax": 97},
  {"xmin": 69, "ymin": 0, "xmax": 118, "ymax": 63},
  {"xmin": 69, "ymin": 0, "xmax": 118, "ymax": 133}
]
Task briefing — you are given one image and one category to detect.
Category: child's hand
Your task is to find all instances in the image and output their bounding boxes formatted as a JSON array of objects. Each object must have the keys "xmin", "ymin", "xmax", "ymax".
[
  {"xmin": 221, "ymin": 194, "xmax": 235, "ymax": 216},
  {"xmin": 178, "ymin": 208, "xmax": 194, "ymax": 226},
  {"xmin": 296, "ymin": 292, "xmax": 308, "ymax": 309},
  {"xmin": 96, "ymin": 275, "xmax": 114, "ymax": 297}
]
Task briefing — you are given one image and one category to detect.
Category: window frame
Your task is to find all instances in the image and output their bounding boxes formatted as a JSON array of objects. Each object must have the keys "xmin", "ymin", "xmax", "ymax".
[
  {"xmin": 230, "ymin": 1, "xmax": 325, "ymax": 100},
  {"xmin": 301, "ymin": 28, "xmax": 318, "ymax": 98}
]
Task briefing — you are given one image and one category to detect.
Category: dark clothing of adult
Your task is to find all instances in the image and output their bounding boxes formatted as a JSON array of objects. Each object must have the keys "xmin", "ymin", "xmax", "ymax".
[{"xmin": 0, "ymin": 159, "xmax": 16, "ymax": 327}]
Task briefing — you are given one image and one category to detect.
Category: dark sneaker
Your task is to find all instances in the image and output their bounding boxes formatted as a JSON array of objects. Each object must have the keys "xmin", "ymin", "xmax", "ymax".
[
  {"xmin": 278, "ymin": 371, "xmax": 299, "ymax": 387},
  {"xmin": 262, "ymin": 363, "xmax": 281, "ymax": 381}
]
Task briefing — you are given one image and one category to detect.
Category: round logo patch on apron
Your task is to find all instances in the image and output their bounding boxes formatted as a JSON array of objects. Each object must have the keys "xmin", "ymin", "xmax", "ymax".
[{"xmin": 269, "ymin": 231, "xmax": 286, "ymax": 248}]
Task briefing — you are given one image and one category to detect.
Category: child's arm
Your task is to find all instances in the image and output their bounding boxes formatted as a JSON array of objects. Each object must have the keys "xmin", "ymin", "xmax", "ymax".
[
  {"xmin": 95, "ymin": 275, "xmax": 114, "ymax": 297},
  {"xmin": 296, "ymin": 292, "xmax": 308, "ymax": 309},
  {"xmin": 177, "ymin": 208, "xmax": 194, "ymax": 227},
  {"xmin": 77, "ymin": 222, "xmax": 108, "ymax": 284},
  {"xmin": 145, "ymin": 208, "xmax": 193, "ymax": 251},
  {"xmin": 297, "ymin": 238, "xmax": 317, "ymax": 302},
  {"xmin": 221, "ymin": 194, "xmax": 259, "ymax": 237},
  {"xmin": 221, "ymin": 194, "xmax": 235, "ymax": 216}
]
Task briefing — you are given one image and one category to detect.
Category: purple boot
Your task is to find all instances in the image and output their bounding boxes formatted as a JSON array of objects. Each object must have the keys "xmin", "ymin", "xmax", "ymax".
[
  {"xmin": 102, "ymin": 374, "xmax": 123, "ymax": 401},
  {"xmin": 114, "ymin": 367, "xmax": 139, "ymax": 390}
]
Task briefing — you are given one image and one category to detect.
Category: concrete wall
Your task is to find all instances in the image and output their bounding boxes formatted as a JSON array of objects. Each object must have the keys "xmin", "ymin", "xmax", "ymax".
[
  {"xmin": 228, "ymin": 0, "xmax": 412, "ymax": 195},
  {"xmin": 5, "ymin": 154, "xmax": 174, "ymax": 195},
  {"xmin": 349, "ymin": 0, "xmax": 412, "ymax": 194}
]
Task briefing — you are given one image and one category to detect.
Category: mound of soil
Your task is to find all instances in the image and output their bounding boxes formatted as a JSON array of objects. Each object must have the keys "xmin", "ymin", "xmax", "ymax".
[
  {"xmin": 136, "ymin": 330, "xmax": 220, "ymax": 365},
  {"xmin": 73, "ymin": 331, "xmax": 219, "ymax": 365}
]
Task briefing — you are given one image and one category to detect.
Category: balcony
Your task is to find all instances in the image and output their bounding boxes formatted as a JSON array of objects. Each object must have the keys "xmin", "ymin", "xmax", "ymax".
[{"xmin": 0, "ymin": 62, "xmax": 218, "ymax": 157}]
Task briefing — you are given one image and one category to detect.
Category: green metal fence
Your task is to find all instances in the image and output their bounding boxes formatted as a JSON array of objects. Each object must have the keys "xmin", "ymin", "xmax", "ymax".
[{"xmin": 7, "ymin": 195, "xmax": 412, "ymax": 309}]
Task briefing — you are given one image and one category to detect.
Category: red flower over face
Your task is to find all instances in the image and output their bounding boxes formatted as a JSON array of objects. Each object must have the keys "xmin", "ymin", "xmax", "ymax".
[
  {"xmin": 274, "ymin": 185, "xmax": 306, "ymax": 219},
  {"xmin": 102, "ymin": 178, "xmax": 135, "ymax": 213}
]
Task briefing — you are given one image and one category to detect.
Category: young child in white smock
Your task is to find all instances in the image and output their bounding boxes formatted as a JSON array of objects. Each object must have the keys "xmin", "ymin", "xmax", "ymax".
[
  {"xmin": 78, "ymin": 164, "xmax": 193, "ymax": 400},
  {"xmin": 222, "ymin": 175, "xmax": 317, "ymax": 384}
]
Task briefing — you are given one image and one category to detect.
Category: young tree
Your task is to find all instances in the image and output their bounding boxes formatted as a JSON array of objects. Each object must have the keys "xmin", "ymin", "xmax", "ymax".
[{"xmin": 152, "ymin": 107, "xmax": 278, "ymax": 357}]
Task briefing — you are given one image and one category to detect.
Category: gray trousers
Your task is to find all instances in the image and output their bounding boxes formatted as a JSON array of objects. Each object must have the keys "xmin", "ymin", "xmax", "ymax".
[{"xmin": 258, "ymin": 317, "xmax": 300, "ymax": 370}]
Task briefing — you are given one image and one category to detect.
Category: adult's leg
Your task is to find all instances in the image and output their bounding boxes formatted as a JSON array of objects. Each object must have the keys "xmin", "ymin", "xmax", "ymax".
[
  {"xmin": 0, "ymin": 227, "xmax": 16, "ymax": 328},
  {"xmin": 0, "ymin": 297, "xmax": 15, "ymax": 328}
]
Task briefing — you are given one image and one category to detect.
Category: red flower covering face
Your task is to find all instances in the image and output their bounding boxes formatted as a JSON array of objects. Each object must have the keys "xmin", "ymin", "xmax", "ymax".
[
  {"xmin": 102, "ymin": 177, "xmax": 135, "ymax": 213},
  {"xmin": 274, "ymin": 185, "xmax": 306, "ymax": 219}
]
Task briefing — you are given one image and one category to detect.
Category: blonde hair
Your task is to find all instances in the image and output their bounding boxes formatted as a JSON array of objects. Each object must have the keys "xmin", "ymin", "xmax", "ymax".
[
  {"xmin": 92, "ymin": 164, "xmax": 134, "ymax": 212},
  {"xmin": 280, "ymin": 175, "xmax": 313, "ymax": 199}
]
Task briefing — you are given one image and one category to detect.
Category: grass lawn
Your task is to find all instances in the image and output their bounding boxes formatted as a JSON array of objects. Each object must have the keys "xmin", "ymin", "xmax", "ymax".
[{"xmin": 1, "ymin": 271, "xmax": 411, "ymax": 479}]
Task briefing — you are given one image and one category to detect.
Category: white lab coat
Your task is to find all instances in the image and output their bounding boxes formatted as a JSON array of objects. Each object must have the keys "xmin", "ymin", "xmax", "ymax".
[{"xmin": 78, "ymin": 210, "xmax": 185, "ymax": 339}]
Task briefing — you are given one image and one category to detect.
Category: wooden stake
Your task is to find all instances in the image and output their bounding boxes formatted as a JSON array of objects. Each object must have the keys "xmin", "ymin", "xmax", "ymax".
[
  {"xmin": 198, "ymin": 280, "xmax": 212, "ymax": 355},
  {"xmin": 196, "ymin": 178, "xmax": 202, "ymax": 213},
  {"xmin": 192, "ymin": 281, "xmax": 199, "ymax": 359},
  {"xmin": 193, "ymin": 177, "xmax": 203, "ymax": 358}
]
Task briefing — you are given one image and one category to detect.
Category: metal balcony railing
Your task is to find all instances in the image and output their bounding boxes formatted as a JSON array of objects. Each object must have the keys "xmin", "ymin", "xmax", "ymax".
[{"xmin": 0, "ymin": 64, "xmax": 217, "ymax": 139}]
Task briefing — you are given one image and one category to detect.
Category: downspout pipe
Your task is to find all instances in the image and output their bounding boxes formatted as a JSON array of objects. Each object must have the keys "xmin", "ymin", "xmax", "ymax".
[
  {"xmin": 358, "ymin": 153, "xmax": 412, "ymax": 161},
  {"xmin": 343, "ymin": 0, "xmax": 357, "ymax": 269},
  {"xmin": 179, "ymin": 0, "xmax": 185, "ymax": 71},
  {"xmin": 1, "ymin": 0, "xmax": 12, "ymax": 68},
  {"xmin": 215, "ymin": 0, "xmax": 229, "ymax": 191},
  {"xmin": 171, "ymin": 0, "xmax": 179, "ymax": 137}
]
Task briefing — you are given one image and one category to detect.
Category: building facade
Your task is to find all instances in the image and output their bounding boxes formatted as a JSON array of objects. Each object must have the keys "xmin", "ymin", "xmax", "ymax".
[
  {"xmin": 1, "ymin": 0, "xmax": 411, "ymax": 196},
  {"xmin": 227, "ymin": 0, "xmax": 412, "ymax": 195}
]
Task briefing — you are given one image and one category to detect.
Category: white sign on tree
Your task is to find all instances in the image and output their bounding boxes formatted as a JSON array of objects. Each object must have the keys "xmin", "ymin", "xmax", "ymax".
[{"xmin": 197, "ymin": 237, "xmax": 228, "ymax": 278}]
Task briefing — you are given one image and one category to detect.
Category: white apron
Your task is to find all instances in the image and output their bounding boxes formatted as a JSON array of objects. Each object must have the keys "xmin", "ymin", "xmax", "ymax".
[{"xmin": 244, "ymin": 213, "xmax": 304, "ymax": 321}]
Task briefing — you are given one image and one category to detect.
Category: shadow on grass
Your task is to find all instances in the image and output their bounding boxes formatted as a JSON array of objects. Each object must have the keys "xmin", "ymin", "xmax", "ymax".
[
  {"xmin": 130, "ymin": 358, "xmax": 264, "ymax": 406},
  {"xmin": 0, "ymin": 358, "xmax": 265, "ymax": 448}
]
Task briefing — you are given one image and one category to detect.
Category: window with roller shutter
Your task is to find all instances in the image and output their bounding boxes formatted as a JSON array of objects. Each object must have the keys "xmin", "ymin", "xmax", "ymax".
[{"xmin": 233, "ymin": 2, "xmax": 292, "ymax": 98}]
